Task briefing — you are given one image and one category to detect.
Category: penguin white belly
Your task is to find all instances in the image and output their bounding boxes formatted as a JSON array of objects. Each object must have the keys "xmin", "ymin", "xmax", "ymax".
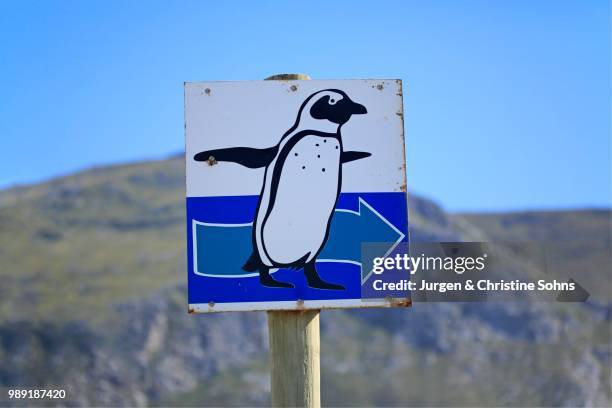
[{"xmin": 261, "ymin": 135, "xmax": 340, "ymax": 265}]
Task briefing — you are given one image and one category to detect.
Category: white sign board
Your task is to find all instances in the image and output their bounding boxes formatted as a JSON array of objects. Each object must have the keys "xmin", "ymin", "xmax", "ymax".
[{"xmin": 185, "ymin": 79, "xmax": 409, "ymax": 312}]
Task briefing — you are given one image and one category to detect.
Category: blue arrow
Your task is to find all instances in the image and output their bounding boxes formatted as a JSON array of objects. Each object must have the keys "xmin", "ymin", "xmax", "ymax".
[
  {"xmin": 192, "ymin": 197, "xmax": 404, "ymax": 282},
  {"xmin": 193, "ymin": 221, "xmax": 254, "ymax": 278},
  {"xmin": 319, "ymin": 198, "xmax": 405, "ymax": 282}
]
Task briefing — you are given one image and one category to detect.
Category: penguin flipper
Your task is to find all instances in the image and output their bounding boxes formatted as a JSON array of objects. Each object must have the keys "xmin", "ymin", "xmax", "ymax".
[
  {"xmin": 194, "ymin": 146, "xmax": 278, "ymax": 169},
  {"xmin": 341, "ymin": 151, "xmax": 371, "ymax": 164}
]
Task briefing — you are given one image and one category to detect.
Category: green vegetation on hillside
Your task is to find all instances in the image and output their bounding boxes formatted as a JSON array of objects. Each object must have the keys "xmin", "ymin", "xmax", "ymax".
[
  {"xmin": 0, "ymin": 157, "xmax": 609, "ymax": 406},
  {"xmin": 0, "ymin": 158, "xmax": 186, "ymax": 323}
]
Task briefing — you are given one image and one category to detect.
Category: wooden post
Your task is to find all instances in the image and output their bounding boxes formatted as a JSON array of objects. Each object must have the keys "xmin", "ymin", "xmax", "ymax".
[
  {"xmin": 265, "ymin": 73, "xmax": 321, "ymax": 408},
  {"xmin": 268, "ymin": 310, "xmax": 321, "ymax": 407}
]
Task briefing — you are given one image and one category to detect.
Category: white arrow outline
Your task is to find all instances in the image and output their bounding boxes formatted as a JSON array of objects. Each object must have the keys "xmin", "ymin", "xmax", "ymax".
[{"xmin": 192, "ymin": 196, "xmax": 406, "ymax": 282}]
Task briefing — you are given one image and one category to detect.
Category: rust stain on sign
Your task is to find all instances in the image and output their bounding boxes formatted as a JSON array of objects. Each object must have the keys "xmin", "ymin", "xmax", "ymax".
[
  {"xmin": 388, "ymin": 297, "xmax": 411, "ymax": 308},
  {"xmin": 395, "ymin": 79, "xmax": 403, "ymax": 97}
]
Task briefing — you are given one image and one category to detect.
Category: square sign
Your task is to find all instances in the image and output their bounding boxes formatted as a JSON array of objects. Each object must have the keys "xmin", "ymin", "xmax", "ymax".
[{"xmin": 185, "ymin": 79, "xmax": 409, "ymax": 312}]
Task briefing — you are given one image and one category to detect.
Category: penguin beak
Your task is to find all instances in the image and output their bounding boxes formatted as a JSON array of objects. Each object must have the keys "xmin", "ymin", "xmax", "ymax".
[{"xmin": 350, "ymin": 101, "xmax": 367, "ymax": 115}]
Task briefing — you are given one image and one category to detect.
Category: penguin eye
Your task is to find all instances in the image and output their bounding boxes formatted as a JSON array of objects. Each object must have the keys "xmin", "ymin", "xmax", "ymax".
[{"xmin": 329, "ymin": 97, "xmax": 337, "ymax": 105}]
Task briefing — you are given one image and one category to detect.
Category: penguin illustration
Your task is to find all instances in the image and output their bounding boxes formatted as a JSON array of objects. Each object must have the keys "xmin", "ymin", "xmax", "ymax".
[{"xmin": 194, "ymin": 89, "xmax": 370, "ymax": 290}]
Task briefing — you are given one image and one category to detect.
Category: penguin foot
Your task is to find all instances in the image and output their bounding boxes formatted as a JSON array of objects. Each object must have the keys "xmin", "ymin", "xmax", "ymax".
[
  {"xmin": 304, "ymin": 262, "xmax": 345, "ymax": 290},
  {"xmin": 259, "ymin": 273, "xmax": 294, "ymax": 288},
  {"xmin": 305, "ymin": 275, "xmax": 345, "ymax": 291}
]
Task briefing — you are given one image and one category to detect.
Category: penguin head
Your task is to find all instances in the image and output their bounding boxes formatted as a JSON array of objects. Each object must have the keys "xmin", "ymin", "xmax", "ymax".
[{"xmin": 308, "ymin": 90, "xmax": 367, "ymax": 126}]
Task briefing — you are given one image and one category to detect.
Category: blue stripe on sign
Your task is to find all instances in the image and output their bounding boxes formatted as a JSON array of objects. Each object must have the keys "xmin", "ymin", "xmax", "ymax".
[{"xmin": 186, "ymin": 192, "xmax": 408, "ymax": 304}]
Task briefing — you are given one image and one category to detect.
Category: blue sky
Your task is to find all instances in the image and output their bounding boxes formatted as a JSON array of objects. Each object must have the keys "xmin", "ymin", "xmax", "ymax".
[{"xmin": 0, "ymin": 0, "xmax": 609, "ymax": 211}]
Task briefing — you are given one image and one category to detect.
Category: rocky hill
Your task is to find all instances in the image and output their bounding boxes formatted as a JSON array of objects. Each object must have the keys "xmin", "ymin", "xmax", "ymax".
[{"xmin": 0, "ymin": 156, "xmax": 610, "ymax": 406}]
